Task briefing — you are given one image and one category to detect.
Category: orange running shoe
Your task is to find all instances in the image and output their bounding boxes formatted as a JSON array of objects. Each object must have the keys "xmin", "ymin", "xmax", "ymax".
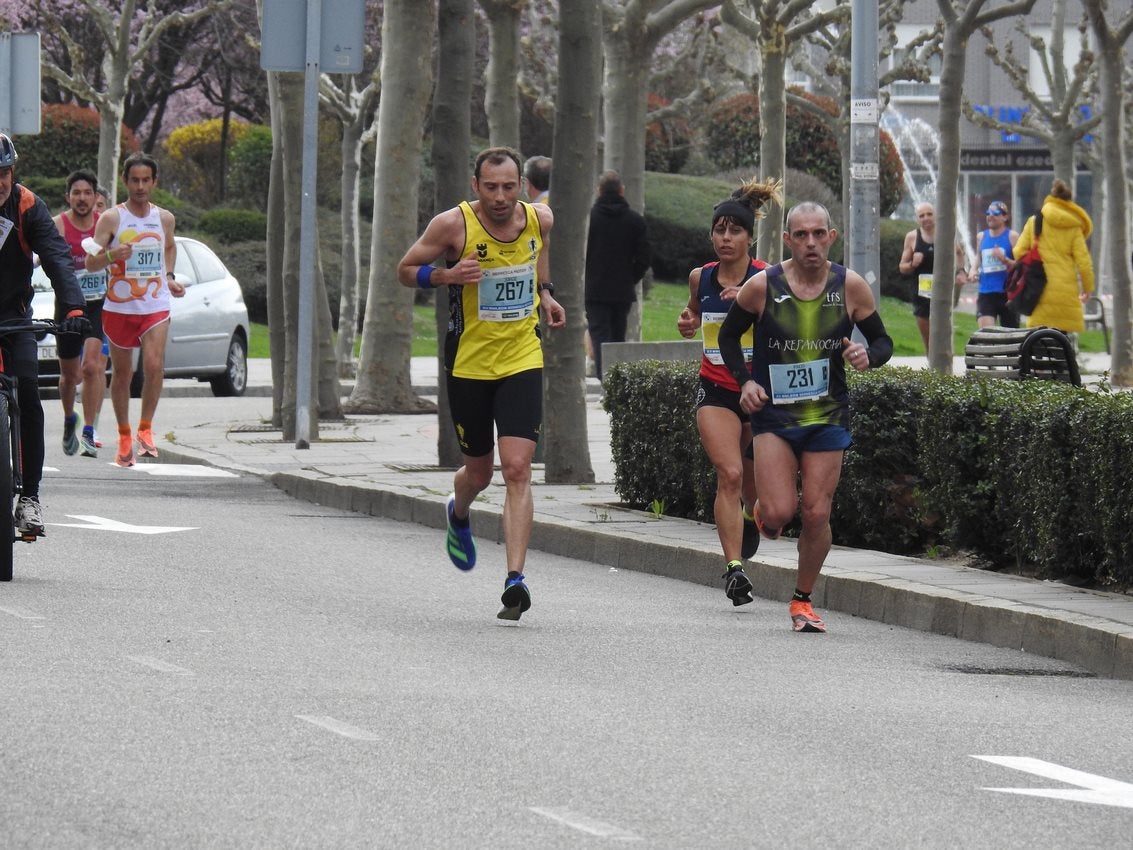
[
  {"xmin": 789, "ymin": 599, "xmax": 826, "ymax": 633},
  {"xmin": 137, "ymin": 429, "xmax": 158, "ymax": 458},
  {"xmin": 116, "ymin": 434, "xmax": 136, "ymax": 468}
]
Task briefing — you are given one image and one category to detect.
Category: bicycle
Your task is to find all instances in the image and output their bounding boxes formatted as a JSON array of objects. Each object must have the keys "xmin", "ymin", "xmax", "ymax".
[{"xmin": 0, "ymin": 317, "xmax": 69, "ymax": 582}]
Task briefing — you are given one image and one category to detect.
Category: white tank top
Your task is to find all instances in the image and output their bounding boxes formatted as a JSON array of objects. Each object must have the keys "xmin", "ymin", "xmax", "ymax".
[{"xmin": 105, "ymin": 202, "xmax": 169, "ymax": 316}]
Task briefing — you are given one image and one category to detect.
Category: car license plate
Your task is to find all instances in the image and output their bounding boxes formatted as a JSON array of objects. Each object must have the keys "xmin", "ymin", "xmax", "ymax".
[{"xmin": 40, "ymin": 345, "xmax": 56, "ymax": 360}]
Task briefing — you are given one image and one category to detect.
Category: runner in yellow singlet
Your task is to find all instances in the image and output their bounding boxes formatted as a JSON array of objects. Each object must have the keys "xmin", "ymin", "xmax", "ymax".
[{"xmin": 397, "ymin": 147, "xmax": 564, "ymax": 622}]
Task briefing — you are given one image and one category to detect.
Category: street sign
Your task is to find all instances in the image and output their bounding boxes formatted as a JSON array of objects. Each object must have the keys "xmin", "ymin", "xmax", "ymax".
[
  {"xmin": 260, "ymin": 0, "xmax": 365, "ymax": 73},
  {"xmin": 0, "ymin": 32, "xmax": 42, "ymax": 134}
]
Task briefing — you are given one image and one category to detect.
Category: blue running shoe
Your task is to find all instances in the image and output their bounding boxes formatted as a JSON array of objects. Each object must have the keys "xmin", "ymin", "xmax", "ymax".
[
  {"xmin": 79, "ymin": 425, "xmax": 98, "ymax": 458},
  {"xmin": 445, "ymin": 493, "xmax": 476, "ymax": 571},
  {"xmin": 497, "ymin": 572, "xmax": 531, "ymax": 621}
]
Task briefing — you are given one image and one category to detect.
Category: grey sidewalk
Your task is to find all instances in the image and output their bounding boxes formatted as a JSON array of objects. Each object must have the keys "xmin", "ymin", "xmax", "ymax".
[{"xmin": 153, "ymin": 355, "xmax": 1133, "ymax": 681}]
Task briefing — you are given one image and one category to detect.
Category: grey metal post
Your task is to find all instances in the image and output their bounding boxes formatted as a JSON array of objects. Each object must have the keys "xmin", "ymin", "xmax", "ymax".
[
  {"xmin": 848, "ymin": 0, "xmax": 881, "ymax": 311},
  {"xmin": 295, "ymin": 0, "xmax": 321, "ymax": 449},
  {"xmin": 0, "ymin": 35, "xmax": 10, "ymax": 133}
]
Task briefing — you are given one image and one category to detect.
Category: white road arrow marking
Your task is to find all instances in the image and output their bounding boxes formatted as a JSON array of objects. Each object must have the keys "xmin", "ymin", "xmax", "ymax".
[
  {"xmin": 49, "ymin": 515, "xmax": 197, "ymax": 534},
  {"xmin": 126, "ymin": 655, "xmax": 194, "ymax": 675},
  {"xmin": 107, "ymin": 463, "xmax": 237, "ymax": 477},
  {"xmin": 529, "ymin": 807, "xmax": 642, "ymax": 841},
  {"xmin": 0, "ymin": 604, "xmax": 45, "ymax": 621},
  {"xmin": 973, "ymin": 756, "xmax": 1133, "ymax": 809},
  {"xmin": 296, "ymin": 715, "xmax": 381, "ymax": 741}
]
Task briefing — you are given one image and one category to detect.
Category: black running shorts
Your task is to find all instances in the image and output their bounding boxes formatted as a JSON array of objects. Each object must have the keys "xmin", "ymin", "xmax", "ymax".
[{"xmin": 446, "ymin": 368, "xmax": 543, "ymax": 458}]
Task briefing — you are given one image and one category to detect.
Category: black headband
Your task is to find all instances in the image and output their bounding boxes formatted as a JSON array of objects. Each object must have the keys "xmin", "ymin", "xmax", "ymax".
[{"xmin": 711, "ymin": 200, "xmax": 755, "ymax": 233}]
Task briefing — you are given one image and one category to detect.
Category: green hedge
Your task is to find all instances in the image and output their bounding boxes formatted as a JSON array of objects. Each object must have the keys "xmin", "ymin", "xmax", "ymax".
[
  {"xmin": 198, "ymin": 208, "xmax": 268, "ymax": 243},
  {"xmin": 604, "ymin": 360, "xmax": 1133, "ymax": 589}
]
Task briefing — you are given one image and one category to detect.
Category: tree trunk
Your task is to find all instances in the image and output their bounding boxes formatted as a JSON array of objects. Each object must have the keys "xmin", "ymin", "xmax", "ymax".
[
  {"xmin": 929, "ymin": 19, "xmax": 967, "ymax": 374},
  {"xmin": 432, "ymin": 0, "xmax": 476, "ymax": 467},
  {"xmin": 266, "ymin": 71, "xmax": 287, "ymax": 428},
  {"xmin": 758, "ymin": 48, "xmax": 788, "ymax": 263},
  {"xmin": 545, "ymin": 0, "xmax": 599, "ymax": 484},
  {"xmin": 335, "ymin": 118, "xmax": 365, "ymax": 380},
  {"xmin": 1084, "ymin": 0, "xmax": 1133, "ymax": 384},
  {"xmin": 479, "ymin": 0, "xmax": 523, "ymax": 147},
  {"xmin": 275, "ymin": 71, "xmax": 315, "ymax": 441},
  {"xmin": 346, "ymin": 0, "xmax": 437, "ymax": 414},
  {"xmin": 314, "ymin": 249, "xmax": 344, "ymax": 418}
]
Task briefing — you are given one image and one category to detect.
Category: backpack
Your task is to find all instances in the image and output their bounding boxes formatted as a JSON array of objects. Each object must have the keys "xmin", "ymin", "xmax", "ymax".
[{"xmin": 1005, "ymin": 212, "xmax": 1045, "ymax": 315}]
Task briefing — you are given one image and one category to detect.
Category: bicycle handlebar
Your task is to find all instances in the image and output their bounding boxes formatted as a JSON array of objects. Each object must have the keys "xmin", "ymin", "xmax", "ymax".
[{"xmin": 0, "ymin": 318, "xmax": 78, "ymax": 338}]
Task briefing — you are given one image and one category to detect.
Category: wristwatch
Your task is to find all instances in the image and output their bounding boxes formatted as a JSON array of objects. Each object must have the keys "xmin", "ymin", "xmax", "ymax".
[{"xmin": 537, "ymin": 282, "xmax": 555, "ymax": 294}]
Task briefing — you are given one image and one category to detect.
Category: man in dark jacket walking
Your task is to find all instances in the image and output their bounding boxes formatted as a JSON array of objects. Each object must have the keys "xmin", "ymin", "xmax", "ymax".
[
  {"xmin": 584, "ymin": 171, "xmax": 651, "ymax": 380},
  {"xmin": 0, "ymin": 132, "xmax": 88, "ymax": 535}
]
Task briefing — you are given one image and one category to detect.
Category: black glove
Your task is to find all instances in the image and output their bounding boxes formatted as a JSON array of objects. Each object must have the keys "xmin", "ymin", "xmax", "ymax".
[{"xmin": 60, "ymin": 315, "xmax": 91, "ymax": 337}]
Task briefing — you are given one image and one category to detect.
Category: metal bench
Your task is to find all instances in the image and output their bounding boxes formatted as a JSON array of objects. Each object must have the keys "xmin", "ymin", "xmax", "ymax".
[
  {"xmin": 964, "ymin": 326, "xmax": 1081, "ymax": 387},
  {"xmin": 1083, "ymin": 295, "xmax": 1109, "ymax": 353}
]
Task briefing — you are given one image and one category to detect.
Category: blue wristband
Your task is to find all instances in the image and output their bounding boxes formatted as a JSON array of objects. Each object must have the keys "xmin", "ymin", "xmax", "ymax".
[{"xmin": 416, "ymin": 265, "xmax": 435, "ymax": 289}]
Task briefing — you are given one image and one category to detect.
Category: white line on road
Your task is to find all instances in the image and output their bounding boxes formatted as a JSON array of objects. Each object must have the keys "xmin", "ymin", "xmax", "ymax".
[
  {"xmin": 295, "ymin": 715, "xmax": 382, "ymax": 741},
  {"xmin": 107, "ymin": 463, "xmax": 238, "ymax": 477},
  {"xmin": 0, "ymin": 604, "xmax": 45, "ymax": 620},
  {"xmin": 49, "ymin": 515, "xmax": 198, "ymax": 534},
  {"xmin": 529, "ymin": 807, "xmax": 642, "ymax": 841},
  {"xmin": 973, "ymin": 755, "xmax": 1133, "ymax": 808},
  {"xmin": 126, "ymin": 655, "xmax": 194, "ymax": 675}
]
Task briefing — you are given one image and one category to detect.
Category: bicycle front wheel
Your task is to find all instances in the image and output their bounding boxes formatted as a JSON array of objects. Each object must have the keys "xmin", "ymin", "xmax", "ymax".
[{"xmin": 0, "ymin": 391, "xmax": 14, "ymax": 581}]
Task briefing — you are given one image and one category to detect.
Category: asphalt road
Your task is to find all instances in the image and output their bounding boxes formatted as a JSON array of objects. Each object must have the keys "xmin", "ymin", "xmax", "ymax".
[{"xmin": 1, "ymin": 436, "xmax": 1131, "ymax": 848}]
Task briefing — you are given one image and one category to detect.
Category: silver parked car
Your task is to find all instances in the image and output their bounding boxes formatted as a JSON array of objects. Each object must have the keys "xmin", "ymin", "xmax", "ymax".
[{"xmin": 33, "ymin": 235, "xmax": 251, "ymax": 397}]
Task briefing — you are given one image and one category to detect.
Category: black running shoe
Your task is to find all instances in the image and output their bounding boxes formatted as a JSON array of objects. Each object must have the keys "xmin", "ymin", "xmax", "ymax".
[
  {"xmin": 723, "ymin": 562, "xmax": 753, "ymax": 607},
  {"xmin": 62, "ymin": 413, "xmax": 79, "ymax": 456},
  {"xmin": 741, "ymin": 511, "xmax": 759, "ymax": 559},
  {"xmin": 497, "ymin": 572, "xmax": 531, "ymax": 621}
]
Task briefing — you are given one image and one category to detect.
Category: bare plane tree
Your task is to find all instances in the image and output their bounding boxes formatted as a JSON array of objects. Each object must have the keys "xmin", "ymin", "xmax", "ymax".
[
  {"xmin": 721, "ymin": 0, "xmax": 850, "ymax": 262},
  {"xmin": 928, "ymin": 0, "xmax": 1037, "ymax": 373},
  {"xmin": 346, "ymin": 0, "xmax": 438, "ymax": 414},
  {"xmin": 544, "ymin": 0, "xmax": 600, "ymax": 484}
]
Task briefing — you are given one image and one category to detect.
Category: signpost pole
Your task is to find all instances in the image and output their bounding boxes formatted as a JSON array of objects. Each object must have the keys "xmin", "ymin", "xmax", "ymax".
[
  {"xmin": 849, "ymin": 0, "xmax": 881, "ymax": 309},
  {"xmin": 294, "ymin": 0, "xmax": 321, "ymax": 449}
]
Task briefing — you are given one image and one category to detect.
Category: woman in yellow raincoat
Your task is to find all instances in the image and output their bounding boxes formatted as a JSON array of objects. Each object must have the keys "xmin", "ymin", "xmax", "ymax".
[{"xmin": 1013, "ymin": 178, "xmax": 1094, "ymax": 333}]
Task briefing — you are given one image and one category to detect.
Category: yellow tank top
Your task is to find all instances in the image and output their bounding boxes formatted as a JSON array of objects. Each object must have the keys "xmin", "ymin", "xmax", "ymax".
[{"xmin": 447, "ymin": 200, "xmax": 545, "ymax": 379}]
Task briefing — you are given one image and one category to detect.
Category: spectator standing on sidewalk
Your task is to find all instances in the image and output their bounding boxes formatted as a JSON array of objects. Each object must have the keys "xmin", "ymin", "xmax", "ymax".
[
  {"xmin": 584, "ymin": 170, "xmax": 651, "ymax": 380},
  {"xmin": 397, "ymin": 147, "xmax": 565, "ymax": 622},
  {"xmin": 53, "ymin": 169, "xmax": 109, "ymax": 458},
  {"xmin": 898, "ymin": 202, "xmax": 967, "ymax": 351},
  {"xmin": 1013, "ymin": 178, "xmax": 1094, "ymax": 338},
  {"xmin": 84, "ymin": 152, "xmax": 183, "ymax": 468},
  {"xmin": 677, "ymin": 177, "xmax": 780, "ymax": 607},
  {"xmin": 717, "ymin": 202, "xmax": 892, "ymax": 633},
  {"xmin": 0, "ymin": 133, "xmax": 89, "ymax": 535},
  {"xmin": 974, "ymin": 200, "xmax": 1020, "ymax": 328},
  {"xmin": 523, "ymin": 155, "xmax": 551, "ymax": 205}
]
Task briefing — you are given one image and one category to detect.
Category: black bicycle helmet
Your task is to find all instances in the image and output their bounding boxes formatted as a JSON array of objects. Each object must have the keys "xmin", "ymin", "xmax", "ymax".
[{"xmin": 0, "ymin": 133, "xmax": 18, "ymax": 167}]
